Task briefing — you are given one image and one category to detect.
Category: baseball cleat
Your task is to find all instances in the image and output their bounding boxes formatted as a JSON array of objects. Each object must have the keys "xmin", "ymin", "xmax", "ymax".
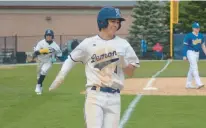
[
  {"xmin": 36, "ymin": 92, "xmax": 42, "ymax": 95},
  {"xmin": 35, "ymin": 84, "xmax": 42, "ymax": 95},
  {"xmin": 185, "ymin": 85, "xmax": 196, "ymax": 89},
  {"xmin": 197, "ymin": 85, "xmax": 204, "ymax": 89}
]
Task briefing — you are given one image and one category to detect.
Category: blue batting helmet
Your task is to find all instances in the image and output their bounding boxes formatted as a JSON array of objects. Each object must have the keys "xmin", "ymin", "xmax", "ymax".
[
  {"xmin": 44, "ymin": 29, "xmax": 54, "ymax": 39},
  {"xmin": 97, "ymin": 6, "xmax": 125, "ymax": 31},
  {"xmin": 192, "ymin": 22, "xmax": 200, "ymax": 28}
]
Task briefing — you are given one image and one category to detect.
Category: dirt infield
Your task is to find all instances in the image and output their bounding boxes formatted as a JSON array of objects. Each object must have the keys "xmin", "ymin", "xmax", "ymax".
[
  {"xmin": 0, "ymin": 66, "xmax": 15, "ymax": 69},
  {"xmin": 123, "ymin": 77, "xmax": 206, "ymax": 96},
  {"xmin": 80, "ymin": 77, "xmax": 206, "ymax": 96}
]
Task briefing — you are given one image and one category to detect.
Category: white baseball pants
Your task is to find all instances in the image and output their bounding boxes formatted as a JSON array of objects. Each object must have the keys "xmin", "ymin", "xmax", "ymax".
[
  {"xmin": 186, "ymin": 50, "xmax": 203, "ymax": 86},
  {"xmin": 84, "ymin": 88, "xmax": 120, "ymax": 128},
  {"xmin": 37, "ymin": 61, "xmax": 52, "ymax": 79}
]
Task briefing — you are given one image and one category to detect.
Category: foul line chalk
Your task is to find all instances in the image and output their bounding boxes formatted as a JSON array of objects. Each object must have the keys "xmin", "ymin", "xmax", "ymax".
[
  {"xmin": 143, "ymin": 60, "xmax": 172, "ymax": 90},
  {"xmin": 119, "ymin": 59, "xmax": 172, "ymax": 128},
  {"xmin": 143, "ymin": 87, "xmax": 158, "ymax": 90}
]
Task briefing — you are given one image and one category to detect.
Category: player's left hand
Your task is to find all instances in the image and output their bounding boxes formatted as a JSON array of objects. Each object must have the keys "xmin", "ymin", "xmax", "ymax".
[
  {"xmin": 183, "ymin": 56, "xmax": 187, "ymax": 61},
  {"xmin": 49, "ymin": 47, "xmax": 55, "ymax": 53},
  {"xmin": 123, "ymin": 64, "xmax": 136, "ymax": 77},
  {"xmin": 51, "ymin": 57, "xmax": 57, "ymax": 63}
]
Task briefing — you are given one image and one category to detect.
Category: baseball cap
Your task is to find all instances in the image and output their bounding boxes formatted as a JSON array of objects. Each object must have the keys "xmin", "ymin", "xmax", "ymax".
[{"xmin": 192, "ymin": 22, "xmax": 200, "ymax": 28}]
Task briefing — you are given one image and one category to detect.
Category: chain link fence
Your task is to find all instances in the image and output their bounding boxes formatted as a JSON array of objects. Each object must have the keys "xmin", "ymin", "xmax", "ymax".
[
  {"xmin": 0, "ymin": 34, "xmax": 128, "ymax": 64},
  {"xmin": 0, "ymin": 34, "xmax": 172, "ymax": 64},
  {"xmin": 0, "ymin": 36, "xmax": 17, "ymax": 64}
]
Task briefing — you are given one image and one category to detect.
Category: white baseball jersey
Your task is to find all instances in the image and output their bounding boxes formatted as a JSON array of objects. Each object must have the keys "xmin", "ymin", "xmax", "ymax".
[
  {"xmin": 70, "ymin": 35, "xmax": 139, "ymax": 90},
  {"xmin": 34, "ymin": 39, "xmax": 62, "ymax": 62}
]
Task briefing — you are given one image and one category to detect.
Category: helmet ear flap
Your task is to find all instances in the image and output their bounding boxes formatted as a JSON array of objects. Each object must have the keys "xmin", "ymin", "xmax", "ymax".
[{"xmin": 98, "ymin": 20, "xmax": 108, "ymax": 31}]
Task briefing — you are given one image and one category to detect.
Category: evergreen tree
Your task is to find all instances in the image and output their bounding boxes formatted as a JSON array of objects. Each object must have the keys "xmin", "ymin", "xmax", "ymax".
[
  {"xmin": 128, "ymin": 1, "xmax": 169, "ymax": 55},
  {"xmin": 175, "ymin": 1, "xmax": 206, "ymax": 33}
]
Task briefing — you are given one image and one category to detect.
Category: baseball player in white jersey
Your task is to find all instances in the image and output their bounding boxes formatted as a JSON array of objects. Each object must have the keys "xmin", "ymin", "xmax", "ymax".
[
  {"xmin": 33, "ymin": 29, "xmax": 62, "ymax": 95},
  {"xmin": 49, "ymin": 6, "xmax": 140, "ymax": 128}
]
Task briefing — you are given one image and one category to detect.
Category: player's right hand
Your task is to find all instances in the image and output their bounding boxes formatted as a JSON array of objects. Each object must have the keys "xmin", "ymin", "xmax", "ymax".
[
  {"xmin": 183, "ymin": 56, "xmax": 187, "ymax": 61},
  {"xmin": 49, "ymin": 74, "xmax": 65, "ymax": 91},
  {"xmin": 49, "ymin": 79, "xmax": 63, "ymax": 91}
]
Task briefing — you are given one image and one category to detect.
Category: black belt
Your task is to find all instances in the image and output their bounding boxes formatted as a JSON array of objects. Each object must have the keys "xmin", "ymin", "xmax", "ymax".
[
  {"xmin": 91, "ymin": 86, "xmax": 120, "ymax": 93},
  {"xmin": 189, "ymin": 49, "xmax": 199, "ymax": 52}
]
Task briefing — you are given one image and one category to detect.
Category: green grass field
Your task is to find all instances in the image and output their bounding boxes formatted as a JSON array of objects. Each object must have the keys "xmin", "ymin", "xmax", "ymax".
[{"xmin": 0, "ymin": 60, "xmax": 206, "ymax": 128}]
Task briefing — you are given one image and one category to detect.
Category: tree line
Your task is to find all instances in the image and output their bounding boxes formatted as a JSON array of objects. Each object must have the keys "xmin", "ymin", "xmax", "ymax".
[{"xmin": 128, "ymin": 1, "xmax": 206, "ymax": 55}]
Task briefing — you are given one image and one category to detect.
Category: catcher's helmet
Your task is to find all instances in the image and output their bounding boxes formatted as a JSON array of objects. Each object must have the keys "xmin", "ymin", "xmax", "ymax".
[
  {"xmin": 44, "ymin": 29, "xmax": 54, "ymax": 39},
  {"xmin": 97, "ymin": 6, "xmax": 125, "ymax": 31}
]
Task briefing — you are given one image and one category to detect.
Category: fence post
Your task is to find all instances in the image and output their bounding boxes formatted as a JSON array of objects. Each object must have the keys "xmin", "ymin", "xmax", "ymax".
[
  {"xmin": 60, "ymin": 35, "xmax": 62, "ymax": 50},
  {"xmin": 14, "ymin": 34, "xmax": 17, "ymax": 57},
  {"xmin": 14, "ymin": 34, "xmax": 18, "ymax": 63},
  {"xmin": 4, "ymin": 37, "xmax": 6, "ymax": 56}
]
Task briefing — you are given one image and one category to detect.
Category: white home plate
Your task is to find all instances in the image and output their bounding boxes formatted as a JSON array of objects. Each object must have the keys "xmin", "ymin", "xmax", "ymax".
[{"xmin": 143, "ymin": 87, "xmax": 158, "ymax": 90}]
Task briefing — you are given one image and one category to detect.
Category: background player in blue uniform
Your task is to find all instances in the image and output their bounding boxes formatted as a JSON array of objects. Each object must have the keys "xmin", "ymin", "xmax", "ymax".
[{"xmin": 183, "ymin": 22, "xmax": 206, "ymax": 89}]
